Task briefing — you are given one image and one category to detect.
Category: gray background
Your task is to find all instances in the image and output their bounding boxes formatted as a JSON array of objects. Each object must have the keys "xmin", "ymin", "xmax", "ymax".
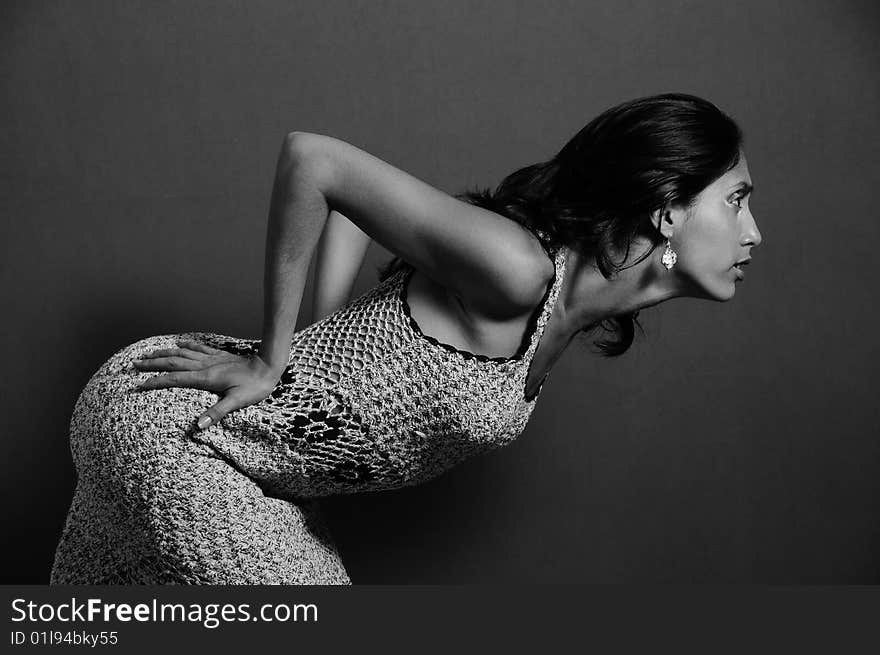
[{"xmin": 2, "ymin": 0, "xmax": 878, "ymax": 583}]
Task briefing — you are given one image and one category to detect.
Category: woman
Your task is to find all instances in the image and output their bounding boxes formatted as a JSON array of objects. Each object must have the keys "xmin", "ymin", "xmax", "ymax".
[{"xmin": 50, "ymin": 93, "xmax": 761, "ymax": 584}]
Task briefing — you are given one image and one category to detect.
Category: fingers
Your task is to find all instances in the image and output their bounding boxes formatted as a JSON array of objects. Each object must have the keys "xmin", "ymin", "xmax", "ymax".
[
  {"xmin": 175, "ymin": 340, "xmax": 224, "ymax": 356},
  {"xmin": 135, "ymin": 370, "xmax": 207, "ymax": 392},
  {"xmin": 196, "ymin": 394, "xmax": 243, "ymax": 431},
  {"xmin": 133, "ymin": 356, "xmax": 206, "ymax": 372},
  {"xmin": 139, "ymin": 346, "xmax": 204, "ymax": 361}
]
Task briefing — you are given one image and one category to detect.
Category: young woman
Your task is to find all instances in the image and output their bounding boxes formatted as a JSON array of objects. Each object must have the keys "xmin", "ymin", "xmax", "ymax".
[{"xmin": 50, "ymin": 93, "xmax": 761, "ymax": 584}]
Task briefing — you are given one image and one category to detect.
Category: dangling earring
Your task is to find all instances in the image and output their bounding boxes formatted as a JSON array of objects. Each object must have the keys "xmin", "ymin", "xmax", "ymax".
[{"xmin": 661, "ymin": 237, "xmax": 677, "ymax": 270}]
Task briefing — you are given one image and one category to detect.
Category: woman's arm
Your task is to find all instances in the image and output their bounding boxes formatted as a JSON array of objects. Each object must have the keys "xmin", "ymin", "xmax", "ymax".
[
  {"xmin": 256, "ymin": 134, "xmax": 335, "ymax": 373},
  {"xmin": 134, "ymin": 141, "xmax": 313, "ymax": 422},
  {"xmin": 299, "ymin": 132, "xmax": 549, "ymax": 314},
  {"xmin": 311, "ymin": 210, "xmax": 372, "ymax": 323},
  {"xmin": 134, "ymin": 130, "xmax": 549, "ymax": 430},
  {"xmin": 259, "ymin": 130, "xmax": 548, "ymax": 373}
]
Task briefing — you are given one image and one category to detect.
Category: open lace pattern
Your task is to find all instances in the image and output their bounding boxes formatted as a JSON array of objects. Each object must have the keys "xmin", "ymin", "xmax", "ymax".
[{"xmin": 50, "ymin": 231, "xmax": 566, "ymax": 584}]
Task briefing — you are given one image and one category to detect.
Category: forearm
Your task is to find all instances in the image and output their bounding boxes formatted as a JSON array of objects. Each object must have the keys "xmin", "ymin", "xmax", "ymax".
[
  {"xmin": 258, "ymin": 134, "xmax": 333, "ymax": 373},
  {"xmin": 312, "ymin": 210, "xmax": 372, "ymax": 323}
]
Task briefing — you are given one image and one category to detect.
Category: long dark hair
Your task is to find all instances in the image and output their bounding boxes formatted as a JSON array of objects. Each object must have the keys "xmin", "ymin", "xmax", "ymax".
[{"xmin": 378, "ymin": 93, "xmax": 743, "ymax": 356}]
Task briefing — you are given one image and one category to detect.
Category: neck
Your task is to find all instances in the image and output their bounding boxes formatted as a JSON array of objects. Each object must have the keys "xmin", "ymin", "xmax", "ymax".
[{"xmin": 557, "ymin": 240, "xmax": 684, "ymax": 336}]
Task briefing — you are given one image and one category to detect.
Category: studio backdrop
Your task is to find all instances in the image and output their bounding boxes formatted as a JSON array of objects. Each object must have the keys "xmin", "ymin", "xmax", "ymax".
[{"xmin": 1, "ymin": 0, "xmax": 878, "ymax": 583}]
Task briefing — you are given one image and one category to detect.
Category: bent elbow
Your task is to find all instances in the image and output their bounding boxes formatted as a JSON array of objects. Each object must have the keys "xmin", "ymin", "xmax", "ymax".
[{"xmin": 281, "ymin": 131, "xmax": 336, "ymax": 189}]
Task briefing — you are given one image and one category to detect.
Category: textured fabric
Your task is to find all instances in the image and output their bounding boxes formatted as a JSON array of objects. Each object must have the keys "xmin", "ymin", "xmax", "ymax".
[
  {"xmin": 50, "ymin": 347, "xmax": 351, "ymax": 584},
  {"xmin": 50, "ymin": 230, "xmax": 566, "ymax": 584}
]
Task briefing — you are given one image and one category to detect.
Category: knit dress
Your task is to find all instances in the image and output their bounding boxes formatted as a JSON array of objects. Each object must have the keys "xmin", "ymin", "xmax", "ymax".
[{"xmin": 50, "ymin": 231, "xmax": 567, "ymax": 585}]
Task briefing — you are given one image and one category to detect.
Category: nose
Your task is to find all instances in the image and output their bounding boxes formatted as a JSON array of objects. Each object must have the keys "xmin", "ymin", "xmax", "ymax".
[{"xmin": 742, "ymin": 210, "xmax": 762, "ymax": 248}]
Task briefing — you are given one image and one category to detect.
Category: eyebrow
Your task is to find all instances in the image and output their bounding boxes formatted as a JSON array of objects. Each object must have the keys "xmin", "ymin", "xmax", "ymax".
[{"xmin": 731, "ymin": 182, "xmax": 754, "ymax": 196}]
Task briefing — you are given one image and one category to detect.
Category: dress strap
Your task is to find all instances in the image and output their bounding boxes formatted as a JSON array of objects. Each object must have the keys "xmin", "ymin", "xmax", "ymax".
[
  {"xmin": 527, "ymin": 226, "xmax": 553, "ymax": 253},
  {"xmin": 522, "ymin": 243, "xmax": 566, "ymax": 363}
]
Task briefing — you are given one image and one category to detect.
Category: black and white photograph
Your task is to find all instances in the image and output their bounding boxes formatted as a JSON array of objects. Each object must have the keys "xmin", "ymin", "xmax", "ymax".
[{"xmin": 2, "ymin": 0, "xmax": 878, "ymax": 593}]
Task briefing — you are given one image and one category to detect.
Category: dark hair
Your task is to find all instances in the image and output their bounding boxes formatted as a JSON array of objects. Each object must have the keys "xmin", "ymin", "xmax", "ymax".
[{"xmin": 378, "ymin": 93, "xmax": 743, "ymax": 356}]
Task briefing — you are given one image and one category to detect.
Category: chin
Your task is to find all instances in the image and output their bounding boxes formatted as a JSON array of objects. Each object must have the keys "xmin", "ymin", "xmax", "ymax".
[
  {"xmin": 718, "ymin": 279, "xmax": 739, "ymax": 302},
  {"xmin": 708, "ymin": 267, "xmax": 742, "ymax": 301}
]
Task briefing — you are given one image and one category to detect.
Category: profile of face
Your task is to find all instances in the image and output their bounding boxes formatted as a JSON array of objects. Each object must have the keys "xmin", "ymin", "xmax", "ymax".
[{"xmin": 662, "ymin": 153, "xmax": 762, "ymax": 301}]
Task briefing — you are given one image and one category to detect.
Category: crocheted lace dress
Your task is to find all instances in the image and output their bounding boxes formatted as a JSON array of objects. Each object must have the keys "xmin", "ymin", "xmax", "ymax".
[{"xmin": 50, "ymin": 231, "xmax": 566, "ymax": 585}]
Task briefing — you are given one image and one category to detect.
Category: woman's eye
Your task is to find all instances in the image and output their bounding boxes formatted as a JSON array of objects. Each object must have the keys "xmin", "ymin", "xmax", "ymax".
[{"xmin": 730, "ymin": 195, "xmax": 744, "ymax": 209}]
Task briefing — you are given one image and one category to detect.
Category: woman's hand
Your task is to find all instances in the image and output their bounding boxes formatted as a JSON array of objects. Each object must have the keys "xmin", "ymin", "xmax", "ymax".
[{"xmin": 132, "ymin": 340, "xmax": 282, "ymax": 431}]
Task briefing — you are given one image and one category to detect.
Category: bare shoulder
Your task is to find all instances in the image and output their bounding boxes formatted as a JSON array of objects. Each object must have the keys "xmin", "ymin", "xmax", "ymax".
[
  {"xmin": 452, "ymin": 222, "xmax": 555, "ymax": 322},
  {"xmin": 287, "ymin": 131, "xmax": 551, "ymax": 319}
]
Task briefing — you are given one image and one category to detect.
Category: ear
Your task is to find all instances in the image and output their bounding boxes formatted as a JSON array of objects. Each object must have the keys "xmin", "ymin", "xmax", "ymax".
[
  {"xmin": 651, "ymin": 206, "xmax": 674, "ymax": 238},
  {"xmin": 651, "ymin": 203, "xmax": 686, "ymax": 239}
]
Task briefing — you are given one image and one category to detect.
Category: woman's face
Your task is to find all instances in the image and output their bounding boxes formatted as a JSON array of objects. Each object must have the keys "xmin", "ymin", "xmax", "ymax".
[{"xmin": 670, "ymin": 153, "xmax": 762, "ymax": 301}]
